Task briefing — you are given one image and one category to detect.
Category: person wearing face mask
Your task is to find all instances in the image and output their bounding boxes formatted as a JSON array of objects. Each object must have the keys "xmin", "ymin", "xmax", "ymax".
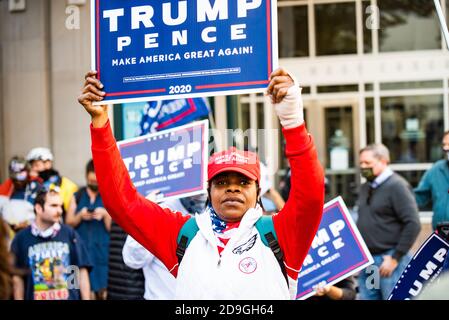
[
  {"xmin": 414, "ymin": 131, "xmax": 449, "ymax": 230},
  {"xmin": 0, "ymin": 157, "xmax": 42, "ymax": 234},
  {"xmin": 65, "ymin": 159, "xmax": 111, "ymax": 300},
  {"xmin": 26, "ymin": 147, "xmax": 78, "ymax": 215},
  {"xmin": 0, "ymin": 157, "xmax": 42, "ymax": 204},
  {"xmin": 356, "ymin": 143, "xmax": 421, "ymax": 300}
]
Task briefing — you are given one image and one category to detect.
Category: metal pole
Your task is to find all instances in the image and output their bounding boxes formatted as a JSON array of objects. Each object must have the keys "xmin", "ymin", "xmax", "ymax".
[{"xmin": 434, "ymin": 0, "xmax": 449, "ymax": 50}]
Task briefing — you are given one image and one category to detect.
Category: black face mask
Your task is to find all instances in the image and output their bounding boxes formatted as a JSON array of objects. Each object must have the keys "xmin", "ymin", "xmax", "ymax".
[
  {"xmin": 443, "ymin": 149, "xmax": 449, "ymax": 162},
  {"xmin": 39, "ymin": 169, "xmax": 60, "ymax": 182},
  {"xmin": 361, "ymin": 167, "xmax": 376, "ymax": 182},
  {"xmin": 88, "ymin": 184, "xmax": 99, "ymax": 192}
]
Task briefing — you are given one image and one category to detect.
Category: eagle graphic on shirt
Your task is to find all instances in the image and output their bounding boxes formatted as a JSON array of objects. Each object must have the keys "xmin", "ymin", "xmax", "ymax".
[{"xmin": 232, "ymin": 234, "xmax": 257, "ymax": 255}]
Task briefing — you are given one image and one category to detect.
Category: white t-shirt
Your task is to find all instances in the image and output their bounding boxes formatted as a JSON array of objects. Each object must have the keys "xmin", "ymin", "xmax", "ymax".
[
  {"xmin": 122, "ymin": 198, "xmax": 191, "ymax": 300},
  {"xmin": 122, "ymin": 235, "xmax": 176, "ymax": 300},
  {"xmin": 0, "ymin": 196, "xmax": 35, "ymax": 225}
]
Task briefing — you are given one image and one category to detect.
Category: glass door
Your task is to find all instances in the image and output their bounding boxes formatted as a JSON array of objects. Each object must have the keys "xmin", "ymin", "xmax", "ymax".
[{"xmin": 304, "ymin": 99, "xmax": 360, "ymax": 209}]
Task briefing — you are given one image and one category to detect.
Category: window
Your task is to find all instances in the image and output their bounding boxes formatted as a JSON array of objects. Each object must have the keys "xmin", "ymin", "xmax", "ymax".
[
  {"xmin": 396, "ymin": 170, "xmax": 431, "ymax": 210},
  {"xmin": 256, "ymin": 102, "xmax": 266, "ymax": 161},
  {"xmin": 447, "ymin": 0, "xmax": 449, "ymax": 28},
  {"xmin": 363, "ymin": 0, "xmax": 373, "ymax": 53},
  {"xmin": 301, "ymin": 86, "xmax": 311, "ymax": 94},
  {"xmin": 365, "ymin": 98, "xmax": 375, "ymax": 145},
  {"xmin": 395, "ymin": 170, "xmax": 432, "ymax": 211},
  {"xmin": 396, "ymin": 170, "xmax": 428, "ymax": 188},
  {"xmin": 380, "ymin": 80, "xmax": 443, "ymax": 90},
  {"xmin": 278, "ymin": 5, "xmax": 309, "ymax": 57},
  {"xmin": 317, "ymin": 84, "xmax": 358, "ymax": 93},
  {"xmin": 232, "ymin": 94, "xmax": 269, "ymax": 157},
  {"xmin": 315, "ymin": 3, "xmax": 357, "ymax": 56},
  {"xmin": 381, "ymin": 95, "xmax": 444, "ymax": 163},
  {"xmin": 326, "ymin": 174, "xmax": 358, "ymax": 208},
  {"xmin": 325, "ymin": 106, "xmax": 354, "ymax": 169},
  {"xmin": 378, "ymin": 0, "xmax": 441, "ymax": 52},
  {"xmin": 234, "ymin": 100, "xmax": 251, "ymax": 149}
]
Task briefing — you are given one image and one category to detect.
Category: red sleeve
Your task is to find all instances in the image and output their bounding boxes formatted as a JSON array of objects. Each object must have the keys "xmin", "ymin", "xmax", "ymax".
[
  {"xmin": 272, "ymin": 123, "xmax": 324, "ymax": 279},
  {"xmin": 90, "ymin": 120, "xmax": 189, "ymax": 276},
  {"xmin": 0, "ymin": 179, "xmax": 13, "ymax": 197}
]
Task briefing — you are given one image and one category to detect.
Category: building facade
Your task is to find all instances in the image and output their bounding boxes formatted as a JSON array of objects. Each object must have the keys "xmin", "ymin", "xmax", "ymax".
[
  {"xmin": 1, "ymin": 0, "xmax": 448, "ymax": 227},
  {"xmin": 216, "ymin": 0, "xmax": 449, "ymax": 216},
  {"xmin": 0, "ymin": 0, "xmax": 93, "ymax": 185}
]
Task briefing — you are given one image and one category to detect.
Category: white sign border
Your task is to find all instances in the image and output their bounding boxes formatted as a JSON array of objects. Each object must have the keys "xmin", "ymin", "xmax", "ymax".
[
  {"xmin": 387, "ymin": 232, "xmax": 449, "ymax": 300},
  {"xmin": 90, "ymin": 0, "xmax": 279, "ymax": 104}
]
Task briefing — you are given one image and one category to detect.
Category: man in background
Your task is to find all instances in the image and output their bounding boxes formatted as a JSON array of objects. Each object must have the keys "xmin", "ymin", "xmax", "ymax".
[
  {"xmin": 356, "ymin": 144, "xmax": 421, "ymax": 300},
  {"xmin": 414, "ymin": 131, "xmax": 449, "ymax": 230}
]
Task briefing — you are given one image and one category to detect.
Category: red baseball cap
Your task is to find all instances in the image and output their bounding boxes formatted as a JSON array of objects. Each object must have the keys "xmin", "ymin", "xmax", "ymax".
[{"xmin": 208, "ymin": 147, "xmax": 260, "ymax": 182}]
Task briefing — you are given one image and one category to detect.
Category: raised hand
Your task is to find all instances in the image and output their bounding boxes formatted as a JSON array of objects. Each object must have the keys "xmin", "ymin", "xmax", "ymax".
[
  {"xmin": 267, "ymin": 68, "xmax": 304, "ymax": 129},
  {"xmin": 267, "ymin": 68, "xmax": 295, "ymax": 104},
  {"xmin": 78, "ymin": 70, "xmax": 109, "ymax": 128}
]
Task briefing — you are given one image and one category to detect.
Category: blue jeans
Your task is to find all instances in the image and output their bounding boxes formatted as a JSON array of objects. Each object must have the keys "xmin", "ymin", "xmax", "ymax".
[{"xmin": 357, "ymin": 249, "xmax": 411, "ymax": 300}]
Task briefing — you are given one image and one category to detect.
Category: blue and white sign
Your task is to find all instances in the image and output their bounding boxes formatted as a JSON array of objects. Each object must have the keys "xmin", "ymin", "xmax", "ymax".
[
  {"xmin": 117, "ymin": 120, "xmax": 209, "ymax": 202},
  {"xmin": 296, "ymin": 197, "xmax": 374, "ymax": 300},
  {"xmin": 91, "ymin": 0, "xmax": 278, "ymax": 104},
  {"xmin": 140, "ymin": 98, "xmax": 210, "ymax": 134},
  {"xmin": 388, "ymin": 233, "xmax": 449, "ymax": 300}
]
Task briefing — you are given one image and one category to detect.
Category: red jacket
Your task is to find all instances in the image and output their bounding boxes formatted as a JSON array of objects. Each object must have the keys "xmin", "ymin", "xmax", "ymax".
[
  {"xmin": 91, "ymin": 120, "xmax": 324, "ymax": 279},
  {"xmin": 0, "ymin": 177, "xmax": 43, "ymax": 198},
  {"xmin": 0, "ymin": 179, "xmax": 14, "ymax": 197}
]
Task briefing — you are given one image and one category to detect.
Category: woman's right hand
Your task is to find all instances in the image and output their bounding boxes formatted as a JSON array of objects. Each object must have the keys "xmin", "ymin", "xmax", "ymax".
[{"xmin": 77, "ymin": 70, "xmax": 109, "ymax": 128}]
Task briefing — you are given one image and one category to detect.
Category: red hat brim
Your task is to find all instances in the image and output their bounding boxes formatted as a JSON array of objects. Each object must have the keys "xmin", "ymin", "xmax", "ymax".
[{"xmin": 208, "ymin": 166, "xmax": 258, "ymax": 182}]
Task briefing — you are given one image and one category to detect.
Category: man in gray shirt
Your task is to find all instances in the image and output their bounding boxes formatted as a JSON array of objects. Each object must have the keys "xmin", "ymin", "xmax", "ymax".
[{"xmin": 356, "ymin": 143, "xmax": 421, "ymax": 300}]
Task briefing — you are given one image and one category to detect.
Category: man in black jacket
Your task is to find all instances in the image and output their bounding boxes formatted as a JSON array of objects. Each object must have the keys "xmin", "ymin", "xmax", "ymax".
[{"xmin": 356, "ymin": 143, "xmax": 421, "ymax": 300}]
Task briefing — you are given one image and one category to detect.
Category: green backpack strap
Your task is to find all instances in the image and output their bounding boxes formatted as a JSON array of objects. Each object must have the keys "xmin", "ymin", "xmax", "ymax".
[
  {"xmin": 255, "ymin": 215, "xmax": 288, "ymax": 285},
  {"xmin": 176, "ymin": 215, "xmax": 288, "ymax": 285},
  {"xmin": 255, "ymin": 215, "xmax": 278, "ymax": 246},
  {"xmin": 176, "ymin": 217, "xmax": 199, "ymax": 264}
]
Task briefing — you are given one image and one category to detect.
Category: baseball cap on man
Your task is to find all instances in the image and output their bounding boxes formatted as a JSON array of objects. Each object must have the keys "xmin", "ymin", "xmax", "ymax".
[
  {"xmin": 26, "ymin": 147, "xmax": 53, "ymax": 162},
  {"xmin": 208, "ymin": 147, "xmax": 260, "ymax": 182}
]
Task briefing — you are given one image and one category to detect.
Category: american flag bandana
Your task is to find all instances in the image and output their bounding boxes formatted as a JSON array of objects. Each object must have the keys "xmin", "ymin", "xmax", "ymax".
[{"xmin": 208, "ymin": 205, "xmax": 240, "ymax": 256}]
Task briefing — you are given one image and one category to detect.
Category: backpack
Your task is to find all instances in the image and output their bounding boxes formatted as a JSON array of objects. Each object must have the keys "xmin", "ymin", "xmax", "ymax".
[{"xmin": 176, "ymin": 215, "xmax": 288, "ymax": 284}]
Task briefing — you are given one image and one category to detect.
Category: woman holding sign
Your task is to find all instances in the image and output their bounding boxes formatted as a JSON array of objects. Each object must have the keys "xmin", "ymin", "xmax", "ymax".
[{"xmin": 78, "ymin": 68, "xmax": 324, "ymax": 299}]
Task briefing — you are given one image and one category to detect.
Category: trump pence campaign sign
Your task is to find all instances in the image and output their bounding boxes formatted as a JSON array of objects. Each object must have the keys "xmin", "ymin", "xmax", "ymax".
[{"xmin": 91, "ymin": 0, "xmax": 278, "ymax": 104}]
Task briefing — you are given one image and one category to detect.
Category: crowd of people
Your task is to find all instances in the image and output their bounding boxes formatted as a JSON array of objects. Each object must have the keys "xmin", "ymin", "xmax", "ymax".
[
  {"xmin": 0, "ymin": 68, "xmax": 448, "ymax": 300},
  {"xmin": 0, "ymin": 149, "xmax": 109, "ymax": 300}
]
